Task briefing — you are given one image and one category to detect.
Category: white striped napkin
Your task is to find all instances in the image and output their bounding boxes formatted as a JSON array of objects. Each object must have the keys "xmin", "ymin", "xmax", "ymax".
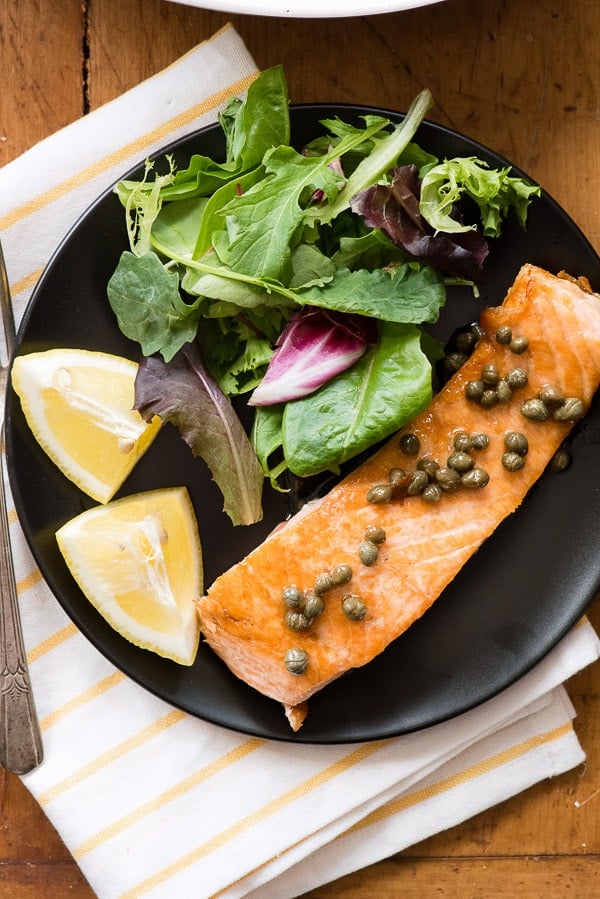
[{"xmin": 1, "ymin": 25, "xmax": 599, "ymax": 899}]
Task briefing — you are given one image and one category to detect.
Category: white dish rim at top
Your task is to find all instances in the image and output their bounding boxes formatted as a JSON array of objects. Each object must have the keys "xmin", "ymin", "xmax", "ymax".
[{"xmin": 165, "ymin": 0, "xmax": 446, "ymax": 20}]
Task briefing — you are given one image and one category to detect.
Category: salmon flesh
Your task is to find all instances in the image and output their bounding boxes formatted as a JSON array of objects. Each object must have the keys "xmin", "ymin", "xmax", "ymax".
[{"xmin": 197, "ymin": 265, "xmax": 600, "ymax": 729}]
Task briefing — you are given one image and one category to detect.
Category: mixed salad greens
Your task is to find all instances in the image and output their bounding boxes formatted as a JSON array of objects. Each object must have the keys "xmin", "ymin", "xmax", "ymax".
[{"xmin": 106, "ymin": 66, "xmax": 540, "ymax": 526}]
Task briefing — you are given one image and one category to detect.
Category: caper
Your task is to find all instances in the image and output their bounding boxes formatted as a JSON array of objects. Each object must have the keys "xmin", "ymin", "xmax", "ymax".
[
  {"xmin": 443, "ymin": 351, "xmax": 469, "ymax": 375},
  {"xmin": 495, "ymin": 325, "xmax": 512, "ymax": 344},
  {"xmin": 506, "ymin": 367, "xmax": 529, "ymax": 389},
  {"xmin": 549, "ymin": 446, "xmax": 571, "ymax": 473},
  {"xmin": 282, "ymin": 584, "xmax": 304, "ymax": 609},
  {"xmin": 471, "ymin": 323, "xmax": 485, "ymax": 342},
  {"xmin": 422, "ymin": 483, "xmax": 443, "ymax": 504},
  {"xmin": 366, "ymin": 483, "xmax": 393, "ymax": 504},
  {"xmin": 342, "ymin": 594, "xmax": 367, "ymax": 621},
  {"xmin": 470, "ymin": 433, "xmax": 490, "ymax": 450},
  {"xmin": 388, "ymin": 467, "xmax": 406, "ymax": 487},
  {"xmin": 303, "ymin": 592, "xmax": 325, "ymax": 620},
  {"xmin": 314, "ymin": 572, "xmax": 334, "ymax": 595},
  {"xmin": 552, "ymin": 397, "xmax": 585, "ymax": 422},
  {"xmin": 520, "ymin": 397, "xmax": 549, "ymax": 421},
  {"xmin": 504, "ymin": 431, "xmax": 529, "ymax": 456},
  {"xmin": 455, "ymin": 330, "xmax": 478, "ymax": 352},
  {"xmin": 399, "ymin": 432, "xmax": 420, "ymax": 455},
  {"xmin": 502, "ymin": 452, "xmax": 525, "ymax": 472},
  {"xmin": 465, "ymin": 379, "xmax": 485, "ymax": 401},
  {"xmin": 331, "ymin": 563, "xmax": 353, "ymax": 586},
  {"xmin": 363, "ymin": 524, "xmax": 386, "ymax": 545},
  {"xmin": 435, "ymin": 466, "xmax": 461, "ymax": 492},
  {"xmin": 496, "ymin": 380, "xmax": 513, "ymax": 403},
  {"xmin": 480, "ymin": 389, "xmax": 499, "ymax": 408},
  {"xmin": 417, "ymin": 457, "xmax": 440, "ymax": 479},
  {"xmin": 461, "ymin": 467, "xmax": 490, "ymax": 489},
  {"xmin": 453, "ymin": 431, "xmax": 472, "ymax": 452},
  {"xmin": 358, "ymin": 540, "xmax": 379, "ymax": 566},
  {"xmin": 509, "ymin": 335, "xmax": 529, "ymax": 354},
  {"xmin": 447, "ymin": 451, "xmax": 474, "ymax": 473},
  {"xmin": 538, "ymin": 384, "xmax": 565, "ymax": 407},
  {"xmin": 285, "ymin": 648, "xmax": 309, "ymax": 675},
  {"xmin": 406, "ymin": 470, "xmax": 429, "ymax": 495},
  {"xmin": 481, "ymin": 362, "xmax": 500, "ymax": 386},
  {"xmin": 284, "ymin": 610, "xmax": 310, "ymax": 632}
]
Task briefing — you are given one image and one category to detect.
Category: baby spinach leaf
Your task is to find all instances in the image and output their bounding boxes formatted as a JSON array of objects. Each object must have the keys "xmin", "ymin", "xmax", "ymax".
[
  {"xmin": 107, "ymin": 251, "xmax": 202, "ymax": 362},
  {"xmin": 281, "ymin": 320, "xmax": 432, "ymax": 477},
  {"xmin": 134, "ymin": 342, "xmax": 264, "ymax": 526},
  {"xmin": 251, "ymin": 404, "xmax": 288, "ymax": 489}
]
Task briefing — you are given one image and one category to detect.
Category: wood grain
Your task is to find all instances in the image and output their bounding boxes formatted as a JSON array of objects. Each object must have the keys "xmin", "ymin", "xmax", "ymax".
[{"xmin": 0, "ymin": 0, "xmax": 599, "ymax": 895}]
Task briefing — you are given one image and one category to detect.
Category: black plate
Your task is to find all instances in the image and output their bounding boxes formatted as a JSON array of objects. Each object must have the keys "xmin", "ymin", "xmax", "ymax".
[{"xmin": 6, "ymin": 105, "xmax": 600, "ymax": 744}]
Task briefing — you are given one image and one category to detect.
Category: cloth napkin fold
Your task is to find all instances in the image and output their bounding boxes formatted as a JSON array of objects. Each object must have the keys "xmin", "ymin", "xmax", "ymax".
[{"xmin": 1, "ymin": 24, "xmax": 598, "ymax": 899}]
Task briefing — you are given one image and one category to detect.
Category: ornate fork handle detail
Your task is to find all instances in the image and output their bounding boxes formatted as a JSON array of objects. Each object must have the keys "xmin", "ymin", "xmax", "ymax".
[
  {"xmin": 0, "ymin": 241, "xmax": 43, "ymax": 774},
  {"xmin": 0, "ymin": 432, "xmax": 43, "ymax": 774}
]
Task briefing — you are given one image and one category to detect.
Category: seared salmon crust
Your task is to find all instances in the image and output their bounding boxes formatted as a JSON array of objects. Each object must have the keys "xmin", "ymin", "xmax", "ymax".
[{"xmin": 197, "ymin": 265, "xmax": 600, "ymax": 729}]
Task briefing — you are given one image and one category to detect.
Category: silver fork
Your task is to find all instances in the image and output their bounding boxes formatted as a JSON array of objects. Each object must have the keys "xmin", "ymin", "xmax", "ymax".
[{"xmin": 0, "ymin": 240, "xmax": 43, "ymax": 774}]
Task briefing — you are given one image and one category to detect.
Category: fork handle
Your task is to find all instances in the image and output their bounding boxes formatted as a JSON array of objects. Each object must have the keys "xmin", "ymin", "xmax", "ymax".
[{"xmin": 0, "ymin": 456, "xmax": 43, "ymax": 774}]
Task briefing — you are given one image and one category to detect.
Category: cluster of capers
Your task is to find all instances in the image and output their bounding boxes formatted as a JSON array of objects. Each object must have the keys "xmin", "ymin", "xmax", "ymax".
[
  {"xmin": 282, "ymin": 549, "xmax": 374, "ymax": 673},
  {"xmin": 282, "ymin": 562, "xmax": 354, "ymax": 634},
  {"xmin": 403, "ymin": 431, "xmax": 491, "ymax": 503},
  {"xmin": 365, "ymin": 432, "xmax": 419, "ymax": 504},
  {"xmin": 520, "ymin": 384, "xmax": 585, "ymax": 424},
  {"xmin": 465, "ymin": 360, "xmax": 529, "ymax": 409},
  {"xmin": 502, "ymin": 431, "xmax": 529, "ymax": 471},
  {"xmin": 439, "ymin": 323, "xmax": 484, "ymax": 380},
  {"xmin": 359, "ymin": 523, "xmax": 386, "ymax": 566},
  {"xmin": 494, "ymin": 324, "xmax": 530, "ymax": 355}
]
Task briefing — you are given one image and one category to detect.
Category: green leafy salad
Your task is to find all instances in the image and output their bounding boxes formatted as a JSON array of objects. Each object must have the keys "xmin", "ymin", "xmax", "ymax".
[{"xmin": 106, "ymin": 66, "xmax": 540, "ymax": 526}]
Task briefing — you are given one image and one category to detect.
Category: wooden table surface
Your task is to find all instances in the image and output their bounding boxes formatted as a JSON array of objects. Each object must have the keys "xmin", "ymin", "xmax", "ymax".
[{"xmin": 1, "ymin": 0, "xmax": 599, "ymax": 895}]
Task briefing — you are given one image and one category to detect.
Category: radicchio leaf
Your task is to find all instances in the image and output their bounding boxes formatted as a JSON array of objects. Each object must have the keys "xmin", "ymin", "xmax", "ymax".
[
  {"xmin": 248, "ymin": 308, "xmax": 377, "ymax": 406},
  {"xmin": 350, "ymin": 165, "xmax": 489, "ymax": 281},
  {"xmin": 134, "ymin": 342, "xmax": 263, "ymax": 526}
]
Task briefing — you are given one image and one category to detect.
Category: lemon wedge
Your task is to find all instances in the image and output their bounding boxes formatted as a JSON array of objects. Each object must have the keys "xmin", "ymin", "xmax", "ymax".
[
  {"xmin": 11, "ymin": 348, "xmax": 161, "ymax": 503},
  {"xmin": 56, "ymin": 487, "xmax": 202, "ymax": 665}
]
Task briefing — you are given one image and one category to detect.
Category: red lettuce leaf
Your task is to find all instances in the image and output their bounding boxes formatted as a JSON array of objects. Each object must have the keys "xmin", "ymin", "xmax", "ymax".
[
  {"xmin": 134, "ymin": 342, "xmax": 263, "ymax": 525},
  {"xmin": 350, "ymin": 165, "xmax": 489, "ymax": 281},
  {"xmin": 248, "ymin": 307, "xmax": 377, "ymax": 406}
]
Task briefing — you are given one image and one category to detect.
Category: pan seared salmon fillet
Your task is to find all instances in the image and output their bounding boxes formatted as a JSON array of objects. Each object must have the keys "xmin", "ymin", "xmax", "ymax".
[{"xmin": 197, "ymin": 265, "xmax": 600, "ymax": 728}]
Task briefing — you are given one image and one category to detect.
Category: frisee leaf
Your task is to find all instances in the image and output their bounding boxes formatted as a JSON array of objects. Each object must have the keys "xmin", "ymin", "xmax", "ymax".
[
  {"xmin": 419, "ymin": 156, "xmax": 541, "ymax": 237},
  {"xmin": 134, "ymin": 342, "xmax": 264, "ymax": 525}
]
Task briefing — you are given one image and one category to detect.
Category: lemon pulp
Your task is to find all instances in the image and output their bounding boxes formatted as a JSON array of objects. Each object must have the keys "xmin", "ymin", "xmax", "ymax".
[
  {"xmin": 11, "ymin": 348, "xmax": 161, "ymax": 503},
  {"xmin": 56, "ymin": 487, "xmax": 202, "ymax": 665}
]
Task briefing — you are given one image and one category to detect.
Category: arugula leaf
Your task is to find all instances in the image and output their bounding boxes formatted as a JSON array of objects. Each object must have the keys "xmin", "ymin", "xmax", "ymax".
[
  {"xmin": 296, "ymin": 263, "xmax": 445, "ymax": 323},
  {"xmin": 192, "ymin": 167, "xmax": 265, "ymax": 259},
  {"xmin": 419, "ymin": 156, "xmax": 541, "ymax": 237},
  {"xmin": 220, "ymin": 115, "xmax": 397, "ymax": 282},
  {"xmin": 107, "ymin": 251, "xmax": 202, "ymax": 362},
  {"xmin": 308, "ymin": 88, "xmax": 434, "ymax": 226},
  {"xmin": 134, "ymin": 342, "xmax": 264, "ymax": 525},
  {"xmin": 122, "ymin": 66, "xmax": 290, "ymax": 206},
  {"xmin": 219, "ymin": 146, "xmax": 343, "ymax": 281},
  {"xmin": 281, "ymin": 320, "xmax": 432, "ymax": 477}
]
